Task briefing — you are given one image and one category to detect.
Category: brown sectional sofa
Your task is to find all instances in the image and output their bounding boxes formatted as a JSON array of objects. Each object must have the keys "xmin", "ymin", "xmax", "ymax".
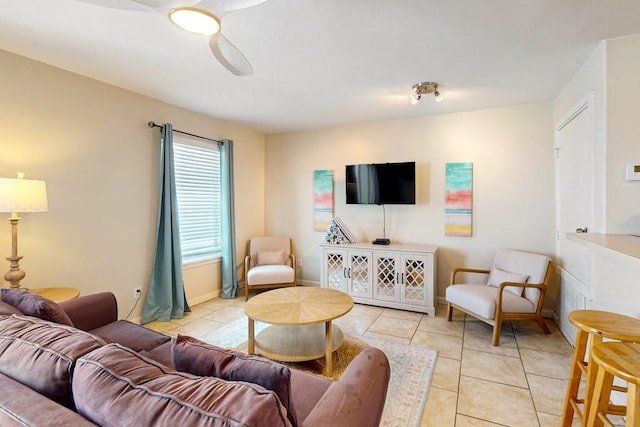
[{"xmin": 0, "ymin": 290, "xmax": 390, "ymax": 427}]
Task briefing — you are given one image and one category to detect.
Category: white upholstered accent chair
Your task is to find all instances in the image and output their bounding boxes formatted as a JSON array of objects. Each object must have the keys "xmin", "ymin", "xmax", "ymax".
[
  {"xmin": 244, "ymin": 236, "xmax": 296, "ymax": 301},
  {"xmin": 446, "ymin": 249, "xmax": 554, "ymax": 346}
]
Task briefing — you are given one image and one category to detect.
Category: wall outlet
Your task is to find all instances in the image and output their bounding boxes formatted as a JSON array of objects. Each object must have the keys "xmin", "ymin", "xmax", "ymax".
[
  {"xmin": 134, "ymin": 287, "xmax": 142, "ymax": 299},
  {"xmin": 297, "ymin": 258, "xmax": 303, "ymax": 267}
]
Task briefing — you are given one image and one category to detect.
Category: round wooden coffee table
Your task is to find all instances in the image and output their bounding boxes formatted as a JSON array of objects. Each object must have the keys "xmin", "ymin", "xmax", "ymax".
[{"xmin": 244, "ymin": 287, "xmax": 353, "ymax": 376}]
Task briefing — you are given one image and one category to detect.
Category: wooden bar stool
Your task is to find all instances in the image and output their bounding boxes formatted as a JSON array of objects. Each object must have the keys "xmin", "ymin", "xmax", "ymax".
[
  {"xmin": 561, "ymin": 310, "xmax": 640, "ymax": 426},
  {"xmin": 587, "ymin": 342, "xmax": 640, "ymax": 427}
]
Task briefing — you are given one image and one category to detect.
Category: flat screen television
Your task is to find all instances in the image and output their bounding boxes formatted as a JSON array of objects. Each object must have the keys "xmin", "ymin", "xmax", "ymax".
[{"xmin": 345, "ymin": 162, "xmax": 415, "ymax": 205}]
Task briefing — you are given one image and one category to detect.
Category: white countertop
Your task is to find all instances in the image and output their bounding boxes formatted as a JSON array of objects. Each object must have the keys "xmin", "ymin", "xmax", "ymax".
[{"xmin": 567, "ymin": 233, "xmax": 640, "ymax": 260}]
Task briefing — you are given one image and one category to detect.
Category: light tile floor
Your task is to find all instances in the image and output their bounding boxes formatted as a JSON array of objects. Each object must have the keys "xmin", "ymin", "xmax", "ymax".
[{"xmin": 145, "ymin": 295, "xmax": 589, "ymax": 427}]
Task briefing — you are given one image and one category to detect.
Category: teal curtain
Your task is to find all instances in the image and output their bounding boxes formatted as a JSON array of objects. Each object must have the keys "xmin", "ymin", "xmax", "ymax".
[
  {"xmin": 220, "ymin": 139, "xmax": 238, "ymax": 298},
  {"xmin": 142, "ymin": 123, "xmax": 191, "ymax": 323}
]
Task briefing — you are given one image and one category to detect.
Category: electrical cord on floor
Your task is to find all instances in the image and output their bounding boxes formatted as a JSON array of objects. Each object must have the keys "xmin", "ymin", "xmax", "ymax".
[{"xmin": 125, "ymin": 297, "xmax": 140, "ymax": 320}]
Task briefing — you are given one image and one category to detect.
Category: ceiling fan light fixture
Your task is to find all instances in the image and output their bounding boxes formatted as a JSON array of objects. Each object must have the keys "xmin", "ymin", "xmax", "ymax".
[{"xmin": 169, "ymin": 7, "xmax": 220, "ymax": 36}]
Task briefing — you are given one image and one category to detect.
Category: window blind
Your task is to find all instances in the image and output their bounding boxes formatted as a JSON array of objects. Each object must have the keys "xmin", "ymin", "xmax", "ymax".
[{"xmin": 173, "ymin": 137, "xmax": 221, "ymax": 264}]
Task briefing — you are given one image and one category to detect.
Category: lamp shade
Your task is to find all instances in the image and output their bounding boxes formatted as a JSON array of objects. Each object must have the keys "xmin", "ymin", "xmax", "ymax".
[{"xmin": 0, "ymin": 177, "xmax": 48, "ymax": 213}]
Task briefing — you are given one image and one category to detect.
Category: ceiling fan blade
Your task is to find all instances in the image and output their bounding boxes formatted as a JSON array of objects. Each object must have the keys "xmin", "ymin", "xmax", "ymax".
[
  {"xmin": 198, "ymin": 0, "xmax": 268, "ymax": 15},
  {"xmin": 76, "ymin": 0, "xmax": 153, "ymax": 11},
  {"xmin": 131, "ymin": 0, "xmax": 201, "ymax": 9},
  {"xmin": 209, "ymin": 32, "xmax": 254, "ymax": 76}
]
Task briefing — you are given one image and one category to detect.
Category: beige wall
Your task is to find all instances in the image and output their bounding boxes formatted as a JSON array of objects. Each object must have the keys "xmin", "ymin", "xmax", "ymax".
[
  {"xmin": 10, "ymin": 32, "xmax": 637, "ymax": 319},
  {"xmin": 0, "ymin": 49, "xmax": 265, "ymax": 319},
  {"xmin": 554, "ymin": 34, "xmax": 640, "ymax": 235},
  {"xmin": 553, "ymin": 41, "xmax": 607, "ymax": 234},
  {"xmin": 606, "ymin": 34, "xmax": 640, "ymax": 234},
  {"xmin": 553, "ymin": 34, "xmax": 640, "ymax": 322},
  {"xmin": 265, "ymin": 103, "xmax": 557, "ymax": 305}
]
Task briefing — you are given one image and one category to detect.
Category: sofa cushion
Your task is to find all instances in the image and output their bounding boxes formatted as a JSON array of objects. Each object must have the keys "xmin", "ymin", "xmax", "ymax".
[
  {"xmin": 0, "ymin": 372, "xmax": 97, "ymax": 427},
  {"xmin": 0, "ymin": 315, "xmax": 105, "ymax": 408},
  {"xmin": 247, "ymin": 265, "xmax": 295, "ymax": 286},
  {"xmin": 90, "ymin": 319, "xmax": 171, "ymax": 352},
  {"xmin": 73, "ymin": 343, "xmax": 291, "ymax": 427},
  {"xmin": 0, "ymin": 289, "xmax": 73, "ymax": 326},
  {"xmin": 139, "ymin": 340, "xmax": 174, "ymax": 368},
  {"xmin": 446, "ymin": 284, "xmax": 536, "ymax": 319},
  {"xmin": 172, "ymin": 334, "xmax": 297, "ymax": 426}
]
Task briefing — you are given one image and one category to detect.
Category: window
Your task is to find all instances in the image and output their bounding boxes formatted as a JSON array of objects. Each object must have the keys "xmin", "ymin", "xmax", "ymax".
[{"xmin": 173, "ymin": 136, "xmax": 221, "ymax": 264}]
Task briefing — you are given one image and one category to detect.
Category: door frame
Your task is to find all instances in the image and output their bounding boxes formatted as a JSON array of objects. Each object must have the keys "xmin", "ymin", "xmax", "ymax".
[{"xmin": 554, "ymin": 91, "xmax": 596, "ymax": 253}]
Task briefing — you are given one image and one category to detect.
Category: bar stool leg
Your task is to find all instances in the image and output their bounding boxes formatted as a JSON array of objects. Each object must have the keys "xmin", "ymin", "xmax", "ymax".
[
  {"xmin": 584, "ymin": 335, "xmax": 605, "ymax": 425},
  {"xmin": 586, "ymin": 362, "xmax": 613, "ymax": 427},
  {"xmin": 628, "ymin": 382, "xmax": 639, "ymax": 427},
  {"xmin": 562, "ymin": 329, "xmax": 590, "ymax": 426}
]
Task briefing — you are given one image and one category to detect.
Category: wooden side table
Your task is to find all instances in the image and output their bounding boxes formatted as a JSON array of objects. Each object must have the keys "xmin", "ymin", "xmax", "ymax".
[{"xmin": 28, "ymin": 287, "xmax": 80, "ymax": 303}]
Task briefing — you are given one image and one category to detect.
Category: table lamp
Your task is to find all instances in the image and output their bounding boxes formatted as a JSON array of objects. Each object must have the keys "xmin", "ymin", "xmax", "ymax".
[{"xmin": 0, "ymin": 173, "xmax": 48, "ymax": 289}]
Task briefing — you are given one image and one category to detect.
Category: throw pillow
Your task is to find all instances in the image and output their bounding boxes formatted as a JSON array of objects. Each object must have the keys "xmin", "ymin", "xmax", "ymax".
[
  {"xmin": 486, "ymin": 267, "xmax": 529, "ymax": 296},
  {"xmin": 0, "ymin": 301, "xmax": 22, "ymax": 316},
  {"xmin": 257, "ymin": 250, "xmax": 285, "ymax": 266},
  {"xmin": 74, "ymin": 343, "xmax": 291, "ymax": 427},
  {"xmin": 172, "ymin": 334, "xmax": 297, "ymax": 426},
  {"xmin": 0, "ymin": 289, "xmax": 74, "ymax": 326}
]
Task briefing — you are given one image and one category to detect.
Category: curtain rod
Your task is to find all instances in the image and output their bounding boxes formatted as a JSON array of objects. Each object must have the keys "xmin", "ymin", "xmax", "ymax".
[{"xmin": 147, "ymin": 121, "xmax": 223, "ymax": 144}]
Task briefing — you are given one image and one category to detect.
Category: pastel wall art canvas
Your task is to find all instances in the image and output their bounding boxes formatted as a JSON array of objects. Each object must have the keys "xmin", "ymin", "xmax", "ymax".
[
  {"xmin": 445, "ymin": 162, "xmax": 473, "ymax": 237},
  {"xmin": 313, "ymin": 170, "xmax": 334, "ymax": 231}
]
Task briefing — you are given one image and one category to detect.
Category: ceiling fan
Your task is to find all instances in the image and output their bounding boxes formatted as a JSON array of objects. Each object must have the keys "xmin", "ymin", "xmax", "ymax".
[{"xmin": 79, "ymin": 0, "xmax": 269, "ymax": 76}]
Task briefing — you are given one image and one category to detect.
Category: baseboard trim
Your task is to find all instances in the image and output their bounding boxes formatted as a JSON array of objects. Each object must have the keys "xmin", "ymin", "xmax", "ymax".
[
  {"xmin": 298, "ymin": 279, "xmax": 320, "ymax": 287},
  {"xmin": 541, "ymin": 308, "xmax": 555, "ymax": 319},
  {"xmin": 188, "ymin": 290, "xmax": 220, "ymax": 306}
]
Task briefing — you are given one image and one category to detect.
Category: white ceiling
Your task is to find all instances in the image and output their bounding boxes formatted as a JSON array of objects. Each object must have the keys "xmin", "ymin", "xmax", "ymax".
[{"xmin": 2, "ymin": 0, "xmax": 640, "ymax": 133}]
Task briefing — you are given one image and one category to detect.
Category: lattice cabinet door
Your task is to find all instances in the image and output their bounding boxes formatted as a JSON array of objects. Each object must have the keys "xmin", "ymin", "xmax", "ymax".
[
  {"xmin": 322, "ymin": 248, "xmax": 348, "ymax": 293},
  {"xmin": 400, "ymin": 253, "xmax": 433, "ymax": 307},
  {"xmin": 347, "ymin": 250, "xmax": 373, "ymax": 298},
  {"xmin": 373, "ymin": 253, "xmax": 400, "ymax": 302}
]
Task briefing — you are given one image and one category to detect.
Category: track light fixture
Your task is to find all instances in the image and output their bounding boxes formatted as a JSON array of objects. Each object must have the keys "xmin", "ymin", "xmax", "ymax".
[{"xmin": 409, "ymin": 81, "xmax": 444, "ymax": 104}]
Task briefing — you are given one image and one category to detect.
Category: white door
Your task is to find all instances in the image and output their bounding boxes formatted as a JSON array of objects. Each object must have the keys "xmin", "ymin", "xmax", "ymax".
[
  {"xmin": 555, "ymin": 94, "xmax": 595, "ymax": 285},
  {"xmin": 555, "ymin": 94, "xmax": 595, "ymax": 340}
]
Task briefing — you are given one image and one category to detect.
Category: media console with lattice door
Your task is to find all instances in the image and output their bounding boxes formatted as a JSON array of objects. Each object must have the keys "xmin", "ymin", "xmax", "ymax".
[{"xmin": 320, "ymin": 243, "xmax": 437, "ymax": 316}]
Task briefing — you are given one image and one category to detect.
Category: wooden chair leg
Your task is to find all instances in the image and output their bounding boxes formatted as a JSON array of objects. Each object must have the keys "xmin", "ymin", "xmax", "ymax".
[
  {"xmin": 535, "ymin": 318, "xmax": 551, "ymax": 334},
  {"xmin": 245, "ymin": 285, "xmax": 249, "ymax": 301},
  {"xmin": 492, "ymin": 321, "xmax": 502, "ymax": 346},
  {"xmin": 447, "ymin": 303, "xmax": 453, "ymax": 321}
]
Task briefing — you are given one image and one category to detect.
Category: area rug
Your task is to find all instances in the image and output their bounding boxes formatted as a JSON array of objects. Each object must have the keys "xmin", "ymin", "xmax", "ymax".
[
  {"xmin": 234, "ymin": 333, "xmax": 370, "ymax": 381},
  {"xmin": 201, "ymin": 317, "xmax": 437, "ymax": 427}
]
